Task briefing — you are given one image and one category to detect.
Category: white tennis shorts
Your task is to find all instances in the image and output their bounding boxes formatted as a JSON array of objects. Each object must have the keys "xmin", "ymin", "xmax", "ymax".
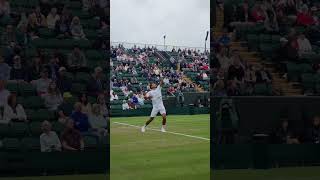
[{"xmin": 150, "ymin": 105, "xmax": 166, "ymax": 117}]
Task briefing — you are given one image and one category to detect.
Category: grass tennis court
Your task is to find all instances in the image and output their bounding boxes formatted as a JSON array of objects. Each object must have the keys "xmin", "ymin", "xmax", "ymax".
[
  {"xmin": 0, "ymin": 174, "xmax": 107, "ymax": 180},
  {"xmin": 111, "ymin": 114, "xmax": 210, "ymax": 180},
  {"xmin": 212, "ymin": 167, "xmax": 320, "ymax": 180}
]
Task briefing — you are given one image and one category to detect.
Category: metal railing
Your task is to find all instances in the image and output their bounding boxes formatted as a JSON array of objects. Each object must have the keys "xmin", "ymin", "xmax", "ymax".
[{"xmin": 111, "ymin": 41, "xmax": 207, "ymax": 52}]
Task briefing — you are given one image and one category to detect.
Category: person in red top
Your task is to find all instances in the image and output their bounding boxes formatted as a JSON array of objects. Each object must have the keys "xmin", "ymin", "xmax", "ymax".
[
  {"xmin": 297, "ymin": 5, "xmax": 315, "ymax": 26},
  {"xmin": 251, "ymin": 4, "xmax": 266, "ymax": 23}
]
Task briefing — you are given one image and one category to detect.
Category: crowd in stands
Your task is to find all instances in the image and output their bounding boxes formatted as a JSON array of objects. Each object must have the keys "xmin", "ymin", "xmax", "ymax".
[
  {"xmin": 213, "ymin": 0, "xmax": 320, "ymax": 95},
  {"xmin": 110, "ymin": 45, "xmax": 209, "ymax": 110},
  {"xmin": 0, "ymin": 0, "xmax": 109, "ymax": 152}
]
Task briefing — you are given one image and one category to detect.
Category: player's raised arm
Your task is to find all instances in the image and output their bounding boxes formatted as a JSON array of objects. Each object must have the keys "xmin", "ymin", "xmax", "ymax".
[{"xmin": 159, "ymin": 78, "xmax": 164, "ymax": 87}]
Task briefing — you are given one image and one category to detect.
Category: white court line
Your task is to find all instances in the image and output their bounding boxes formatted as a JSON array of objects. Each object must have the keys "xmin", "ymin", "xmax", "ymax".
[{"xmin": 113, "ymin": 122, "xmax": 210, "ymax": 141}]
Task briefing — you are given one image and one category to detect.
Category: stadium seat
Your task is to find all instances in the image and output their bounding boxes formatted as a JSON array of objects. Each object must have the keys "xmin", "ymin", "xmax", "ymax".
[
  {"xmin": 29, "ymin": 122, "xmax": 42, "ymax": 136},
  {"xmin": 2, "ymin": 138, "xmax": 20, "ymax": 151},
  {"xmin": 8, "ymin": 122, "xmax": 29, "ymax": 137},
  {"xmin": 21, "ymin": 137, "xmax": 40, "ymax": 152},
  {"xmin": 83, "ymin": 136, "xmax": 98, "ymax": 151}
]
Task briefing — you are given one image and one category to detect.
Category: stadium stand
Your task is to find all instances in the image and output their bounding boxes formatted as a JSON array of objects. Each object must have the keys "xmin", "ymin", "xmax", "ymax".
[
  {"xmin": 0, "ymin": 0, "xmax": 109, "ymax": 176},
  {"xmin": 212, "ymin": 97, "xmax": 320, "ymax": 169},
  {"xmin": 212, "ymin": 0, "xmax": 320, "ymax": 96},
  {"xmin": 110, "ymin": 44, "xmax": 210, "ymax": 117}
]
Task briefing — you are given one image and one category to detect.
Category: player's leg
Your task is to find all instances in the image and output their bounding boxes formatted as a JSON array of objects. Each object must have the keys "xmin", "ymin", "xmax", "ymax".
[
  {"xmin": 141, "ymin": 108, "xmax": 158, "ymax": 132},
  {"xmin": 160, "ymin": 107, "xmax": 167, "ymax": 132}
]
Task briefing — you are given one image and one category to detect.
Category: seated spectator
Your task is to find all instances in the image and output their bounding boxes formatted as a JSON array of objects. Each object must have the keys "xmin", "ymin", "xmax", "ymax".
[
  {"xmin": 28, "ymin": 6, "xmax": 47, "ymax": 30},
  {"xmin": 46, "ymin": 7, "xmax": 60, "ymax": 29},
  {"xmin": 56, "ymin": 67, "xmax": 72, "ymax": 93},
  {"xmin": 218, "ymin": 29, "xmax": 231, "ymax": 48},
  {"xmin": 0, "ymin": 0, "xmax": 10, "ymax": 18},
  {"xmin": 40, "ymin": 120, "xmax": 62, "ymax": 152},
  {"xmin": 137, "ymin": 93, "xmax": 145, "ymax": 106},
  {"xmin": 251, "ymin": 4, "xmax": 266, "ymax": 23},
  {"xmin": 297, "ymin": 33, "xmax": 313, "ymax": 56},
  {"xmin": 255, "ymin": 65, "xmax": 272, "ymax": 84},
  {"xmin": 57, "ymin": 92, "xmax": 74, "ymax": 124},
  {"xmin": 216, "ymin": 47, "xmax": 231, "ymax": 70},
  {"xmin": 61, "ymin": 119, "xmax": 84, "ymax": 151},
  {"xmin": 3, "ymin": 93, "xmax": 27, "ymax": 123},
  {"xmin": 70, "ymin": 102, "xmax": 91, "ymax": 134},
  {"xmin": 88, "ymin": 104, "xmax": 108, "ymax": 137},
  {"xmin": 70, "ymin": 16, "xmax": 86, "ymax": 39},
  {"xmin": 0, "ymin": 56, "xmax": 11, "ymax": 80},
  {"xmin": 97, "ymin": 94, "xmax": 108, "ymax": 117},
  {"xmin": 16, "ymin": 23, "xmax": 29, "ymax": 47},
  {"xmin": 122, "ymin": 100, "xmax": 130, "ymax": 110},
  {"xmin": 228, "ymin": 58, "xmax": 245, "ymax": 82},
  {"xmin": 44, "ymin": 82, "xmax": 63, "ymax": 111},
  {"xmin": 67, "ymin": 46, "xmax": 87, "ymax": 71},
  {"xmin": 87, "ymin": 67, "xmax": 106, "ymax": 96},
  {"xmin": 78, "ymin": 93, "xmax": 92, "ymax": 115},
  {"xmin": 307, "ymin": 116, "xmax": 320, "ymax": 144},
  {"xmin": 0, "ymin": 80, "xmax": 10, "ymax": 108},
  {"xmin": 55, "ymin": 13, "xmax": 71, "ymax": 38},
  {"xmin": 31, "ymin": 69, "xmax": 52, "ymax": 96},
  {"xmin": 27, "ymin": 56, "xmax": 43, "ymax": 82},
  {"xmin": 297, "ymin": 5, "xmax": 315, "ymax": 26},
  {"xmin": 110, "ymin": 92, "xmax": 118, "ymax": 101},
  {"xmin": 10, "ymin": 55, "xmax": 28, "ymax": 82},
  {"xmin": 275, "ymin": 119, "xmax": 300, "ymax": 144},
  {"xmin": 213, "ymin": 80, "xmax": 227, "ymax": 97},
  {"xmin": 82, "ymin": 0, "xmax": 96, "ymax": 12},
  {"xmin": 1, "ymin": 25, "xmax": 16, "ymax": 46}
]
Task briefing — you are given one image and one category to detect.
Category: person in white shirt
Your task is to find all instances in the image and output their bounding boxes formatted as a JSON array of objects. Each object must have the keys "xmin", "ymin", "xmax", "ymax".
[
  {"xmin": 3, "ymin": 93, "xmax": 27, "ymax": 123},
  {"xmin": 297, "ymin": 33, "xmax": 313, "ymax": 56},
  {"xmin": 141, "ymin": 79, "xmax": 167, "ymax": 133},
  {"xmin": 88, "ymin": 104, "xmax": 108, "ymax": 137},
  {"xmin": 122, "ymin": 100, "xmax": 130, "ymax": 110},
  {"xmin": 31, "ymin": 69, "xmax": 52, "ymax": 96},
  {"xmin": 40, "ymin": 120, "xmax": 62, "ymax": 152},
  {"xmin": 46, "ymin": 8, "xmax": 60, "ymax": 29},
  {"xmin": 110, "ymin": 92, "xmax": 118, "ymax": 101}
]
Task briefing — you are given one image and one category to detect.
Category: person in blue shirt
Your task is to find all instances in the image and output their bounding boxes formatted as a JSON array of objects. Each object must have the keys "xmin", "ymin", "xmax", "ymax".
[
  {"xmin": 70, "ymin": 102, "xmax": 91, "ymax": 133},
  {"xmin": 218, "ymin": 29, "xmax": 231, "ymax": 50}
]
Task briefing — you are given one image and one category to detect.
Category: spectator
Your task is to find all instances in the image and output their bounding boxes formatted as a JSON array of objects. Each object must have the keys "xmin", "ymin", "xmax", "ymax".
[
  {"xmin": 87, "ymin": 67, "xmax": 106, "ymax": 96},
  {"xmin": 275, "ymin": 119, "xmax": 300, "ymax": 144},
  {"xmin": 57, "ymin": 92, "xmax": 74, "ymax": 124},
  {"xmin": 0, "ymin": 56, "xmax": 11, "ymax": 80},
  {"xmin": 307, "ymin": 116, "xmax": 320, "ymax": 144},
  {"xmin": 97, "ymin": 94, "xmax": 108, "ymax": 117},
  {"xmin": 44, "ymin": 81, "xmax": 63, "ymax": 111},
  {"xmin": 228, "ymin": 58, "xmax": 245, "ymax": 82},
  {"xmin": 0, "ymin": 0, "xmax": 10, "ymax": 17},
  {"xmin": 297, "ymin": 33, "xmax": 313, "ymax": 56},
  {"xmin": 40, "ymin": 120, "xmax": 62, "ymax": 152},
  {"xmin": 27, "ymin": 56, "xmax": 43, "ymax": 81},
  {"xmin": 28, "ymin": 6, "xmax": 47, "ymax": 30},
  {"xmin": 31, "ymin": 69, "xmax": 52, "ymax": 96},
  {"xmin": 78, "ymin": 93, "xmax": 92, "ymax": 114},
  {"xmin": 3, "ymin": 93, "xmax": 27, "ymax": 123},
  {"xmin": 122, "ymin": 100, "xmax": 130, "ymax": 110},
  {"xmin": 10, "ymin": 55, "xmax": 28, "ymax": 82},
  {"xmin": 70, "ymin": 16, "xmax": 86, "ymax": 39},
  {"xmin": 110, "ymin": 91, "xmax": 118, "ymax": 101},
  {"xmin": 70, "ymin": 102, "xmax": 91, "ymax": 133},
  {"xmin": 60, "ymin": 119, "xmax": 84, "ymax": 151},
  {"xmin": 88, "ymin": 104, "xmax": 108, "ymax": 137},
  {"xmin": 56, "ymin": 67, "xmax": 72, "ymax": 93},
  {"xmin": 251, "ymin": 4, "xmax": 266, "ymax": 23},
  {"xmin": 213, "ymin": 80, "xmax": 227, "ymax": 97},
  {"xmin": 0, "ymin": 80, "xmax": 10, "ymax": 108},
  {"xmin": 46, "ymin": 7, "xmax": 60, "ymax": 29},
  {"xmin": 55, "ymin": 12, "xmax": 71, "ymax": 38},
  {"xmin": 67, "ymin": 46, "xmax": 87, "ymax": 71},
  {"xmin": 297, "ymin": 5, "xmax": 315, "ymax": 26}
]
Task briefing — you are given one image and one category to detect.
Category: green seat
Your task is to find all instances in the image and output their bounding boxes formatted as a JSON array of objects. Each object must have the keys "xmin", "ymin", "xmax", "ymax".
[
  {"xmin": 53, "ymin": 122, "xmax": 65, "ymax": 135},
  {"xmin": 38, "ymin": 28, "xmax": 55, "ymax": 38},
  {"xmin": 24, "ymin": 96, "xmax": 44, "ymax": 109},
  {"xmin": 6, "ymin": 82, "xmax": 18, "ymax": 93},
  {"xmin": 2, "ymin": 138, "xmax": 20, "ymax": 151},
  {"xmin": 29, "ymin": 122, "xmax": 42, "ymax": 136},
  {"xmin": 21, "ymin": 137, "xmax": 40, "ymax": 152},
  {"xmin": 18, "ymin": 83, "xmax": 36, "ymax": 96},
  {"xmin": 71, "ymin": 83, "xmax": 87, "ymax": 94},
  {"xmin": 301, "ymin": 73, "xmax": 315, "ymax": 91},
  {"xmin": 83, "ymin": 136, "xmax": 98, "ymax": 150},
  {"xmin": 8, "ymin": 122, "xmax": 28, "ymax": 137},
  {"xmin": 254, "ymin": 83, "xmax": 272, "ymax": 95},
  {"xmin": 74, "ymin": 72, "xmax": 91, "ymax": 83},
  {"xmin": 0, "ymin": 124, "xmax": 9, "ymax": 138}
]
